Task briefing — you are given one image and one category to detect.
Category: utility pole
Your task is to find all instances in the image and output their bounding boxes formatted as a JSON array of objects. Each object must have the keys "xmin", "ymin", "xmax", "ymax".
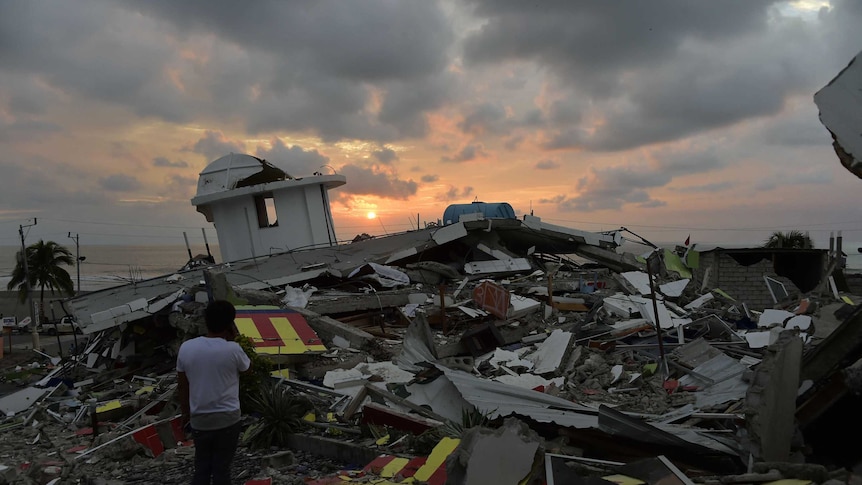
[
  {"xmin": 19, "ymin": 219, "xmax": 39, "ymax": 350},
  {"xmin": 68, "ymin": 232, "xmax": 81, "ymax": 294}
]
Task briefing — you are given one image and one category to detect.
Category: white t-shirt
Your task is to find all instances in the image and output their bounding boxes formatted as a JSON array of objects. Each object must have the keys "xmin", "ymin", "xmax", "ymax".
[{"xmin": 176, "ymin": 336, "xmax": 251, "ymax": 415}]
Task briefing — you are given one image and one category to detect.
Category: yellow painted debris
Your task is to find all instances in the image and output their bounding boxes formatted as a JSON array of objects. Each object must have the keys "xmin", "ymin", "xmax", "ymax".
[
  {"xmin": 413, "ymin": 437, "xmax": 460, "ymax": 482},
  {"xmin": 96, "ymin": 400, "xmax": 122, "ymax": 414},
  {"xmin": 603, "ymin": 474, "xmax": 646, "ymax": 485},
  {"xmin": 380, "ymin": 457, "xmax": 409, "ymax": 478},
  {"xmin": 270, "ymin": 369, "xmax": 290, "ymax": 379}
]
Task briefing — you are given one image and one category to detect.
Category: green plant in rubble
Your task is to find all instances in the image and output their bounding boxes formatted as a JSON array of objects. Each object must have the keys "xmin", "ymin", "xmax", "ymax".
[
  {"xmin": 436, "ymin": 407, "xmax": 497, "ymax": 439},
  {"xmin": 235, "ymin": 333, "xmax": 274, "ymax": 413},
  {"xmin": 409, "ymin": 407, "xmax": 497, "ymax": 455},
  {"xmin": 243, "ymin": 382, "xmax": 313, "ymax": 449}
]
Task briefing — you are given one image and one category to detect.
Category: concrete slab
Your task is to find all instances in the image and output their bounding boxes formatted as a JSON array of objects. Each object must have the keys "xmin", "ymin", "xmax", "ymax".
[
  {"xmin": 0, "ymin": 386, "xmax": 49, "ymax": 416},
  {"xmin": 525, "ymin": 329, "xmax": 572, "ymax": 375},
  {"xmin": 622, "ymin": 271, "xmax": 652, "ymax": 295},
  {"xmin": 660, "ymin": 279, "xmax": 690, "ymax": 298},
  {"xmin": 447, "ymin": 418, "xmax": 542, "ymax": 485}
]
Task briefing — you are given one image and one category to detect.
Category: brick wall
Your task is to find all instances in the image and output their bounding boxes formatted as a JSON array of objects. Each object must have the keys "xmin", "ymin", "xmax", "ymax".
[{"xmin": 693, "ymin": 252, "xmax": 800, "ymax": 311}]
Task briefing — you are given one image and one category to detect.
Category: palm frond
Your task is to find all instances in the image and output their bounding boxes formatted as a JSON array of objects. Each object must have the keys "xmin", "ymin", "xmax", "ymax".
[{"xmin": 243, "ymin": 383, "xmax": 313, "ymax": 450}]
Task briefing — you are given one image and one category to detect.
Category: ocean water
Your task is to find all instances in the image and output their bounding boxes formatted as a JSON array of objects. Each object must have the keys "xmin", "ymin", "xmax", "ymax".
[
  {"xmin": 0, "ymin": 244, "xmax": 219, "ymax": 292},
  {"xmin": 2, "ymin": 240, "xmax": 858, "ymax": 294}
]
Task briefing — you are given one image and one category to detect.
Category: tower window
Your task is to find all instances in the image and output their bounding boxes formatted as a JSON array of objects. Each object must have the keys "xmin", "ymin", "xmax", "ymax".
[{"xmin": 254, "ymin": 194, "xmax": 278, "ymax": 228}]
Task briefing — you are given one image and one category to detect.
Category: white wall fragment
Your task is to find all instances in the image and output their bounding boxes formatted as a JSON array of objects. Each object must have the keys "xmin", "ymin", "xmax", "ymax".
[
  {"xmin": 660, "ymin": 279, "xmax": 690, "ymax": 298},
  {"xmin": 525, "ymin": 329, "xmax": 572, "ymax": 374},
  {"xmin": 621, "ymin": 271, "xmax": 652, "ymax": 295}
]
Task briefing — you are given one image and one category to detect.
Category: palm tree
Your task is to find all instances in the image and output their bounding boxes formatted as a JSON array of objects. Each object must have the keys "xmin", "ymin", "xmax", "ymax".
[
  {"xmin": 7, "ymin": 240, "xmax": 75, "ymax": 318},
  {"xmin": 763, "ymin": 230, "xmax": 814, "ymax": 249}
]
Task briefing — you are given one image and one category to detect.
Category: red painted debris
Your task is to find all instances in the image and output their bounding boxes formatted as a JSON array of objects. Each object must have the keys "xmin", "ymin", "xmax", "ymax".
[
  {"xmin": 132, "ymin": 424, "xmax": 165, "ymax": 457},
  {"xmin": 397, "ymin": 456, "xmax": 426, "ymax": 479},
  {"xmin": 473, "ymin": 281, "xmax": 511, "ymax": 319},
  {"xmin": 244, "ymin": 479, "xmax": 272, "ymax": 485}
]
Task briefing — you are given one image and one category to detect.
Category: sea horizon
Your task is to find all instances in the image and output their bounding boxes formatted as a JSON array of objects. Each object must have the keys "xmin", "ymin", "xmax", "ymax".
[{"xmin": 2, "ymin": 238, "xmax": 860, "ymax": 293}]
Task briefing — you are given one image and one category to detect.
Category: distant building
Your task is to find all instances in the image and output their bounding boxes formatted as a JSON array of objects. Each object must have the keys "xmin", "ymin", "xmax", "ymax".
[
  {"xmin": 191, "ymin": 153, "xmax": 346, "ymax": 263},
  {"xmin": 692, "ymin": 247, "xmax": 828, "ymax": 310}
]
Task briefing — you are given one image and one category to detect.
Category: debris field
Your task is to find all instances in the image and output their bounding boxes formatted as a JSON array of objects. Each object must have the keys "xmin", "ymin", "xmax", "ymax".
[{"xmin": 1, "ymin": 215, "xmax": 861, "ymax": 485}]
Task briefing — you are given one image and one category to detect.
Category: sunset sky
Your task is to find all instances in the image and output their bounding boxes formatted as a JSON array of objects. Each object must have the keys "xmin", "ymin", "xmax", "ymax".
[{"xmin": 1, "ymin": 0, "xmax": 861, "ymax": 252}]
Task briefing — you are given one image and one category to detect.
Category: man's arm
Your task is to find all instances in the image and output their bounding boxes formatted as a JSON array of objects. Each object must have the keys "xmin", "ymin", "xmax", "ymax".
[{"xmin": 177, "ymin": 371, "xmax": 191, "ymax": 426}]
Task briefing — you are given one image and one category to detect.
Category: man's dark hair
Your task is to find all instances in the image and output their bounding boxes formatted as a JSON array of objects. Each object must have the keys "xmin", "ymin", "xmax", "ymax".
[{"xmin": 205, "ymin": 300, "xmax": 236, "ymax": 334}]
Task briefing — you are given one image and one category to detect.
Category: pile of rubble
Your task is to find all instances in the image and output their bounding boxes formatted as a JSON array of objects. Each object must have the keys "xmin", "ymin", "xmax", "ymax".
[{"xmin": 1, "ymin": 216, "xmax": 861, "ymax": 484}]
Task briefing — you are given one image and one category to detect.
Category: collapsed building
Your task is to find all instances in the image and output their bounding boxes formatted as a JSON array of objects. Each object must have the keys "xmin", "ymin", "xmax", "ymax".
[{"xmin": 0, "ymin": 153, "xmax": 860, "ymax": 484}]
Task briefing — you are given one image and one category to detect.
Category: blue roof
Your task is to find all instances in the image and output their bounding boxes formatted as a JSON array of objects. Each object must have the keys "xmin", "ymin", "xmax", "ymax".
[{"xmin": 442, "ymin": 202, "xmax": 516, "ymax": 225}]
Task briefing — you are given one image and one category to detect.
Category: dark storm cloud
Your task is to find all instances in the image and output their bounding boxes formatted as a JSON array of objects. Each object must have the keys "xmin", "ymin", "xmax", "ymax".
[
  {"xmin": 653, "ymin": 149, "xmax": 726, "ymax": 176},
  {"xmin": 542, "ymin": 165, "xmax": 668, "ymax": 212},
  {"xmin": 583, "ymin": 48, "xmax": 814, "ymax": 151},
  {"xmin": 0, "ymin": 1, "xmax": 191, "ymax": 123},
  {"xmin": 0, "ymin": 0, "xmax": 456, "ymax": 143},
  {"xmin": 189, "ymin": 131, "xmax": 245, "ymax": 162},
  {"xmin": 1, "ymin": 74, "xmax": 57, "ymax": 116},
  {"xmin": 337, "ymin": 165, "xmax": 418, "ymax": 200},
  {"xmin": 0, "ymin": 155, "xmax": 105, "ymax": 213},
  {"xmin": 458, "ymin": 103, "xmax": 508, "ymax": 135},
  {"xmin": 459, "ymin": 1, "xmax": 843, "ymax": 150},
  {"xmin": 121, "ymin": 0, "xmax": 456, "ymax": 141},
  {"xmin": 463, "ymin": 1, "xmax": 776, "ymax": 89},
  {"xmin": 0, "ymin": 118, "xmax": 61, "ymax": 141},
  {"xmin": 255, "ymin": 139, "xmax": 329, "ymax": 176},
  {"xmin": 674, "ymin": 181, "xmax": 734, "ymax": 193},
  {"xmin": 153, "ymin": 157, "xmax": 188, "ymax": 168},
  {"xmin": 754, "ymin": 170, "xmax": 833, "ymax": 191},
  {"xmin": 421, "ymin": 174, "xmax": 439, "ymax": 183},
  {"xmin": 377, "ymin": 74, "xmax": 454, "ymax": 138},
  {"xmin": 535, "ymin": 159, "xmax": 560, "ymax": 170},
  {"xmin": 441, "ymin": 144, "xmax": 486, "ymax": 163},
  {"xmin": 762, "ymin": 116, "xmax": 833, "ymax": 146},
  {"xmin": 437, "ymin": 185, "xmax": 475, "ymax": 202},
  {"xmin": 99, "ymin": 174, "xmax": 142, "ymax": 192},
  {"xmin": 157, "ymin": 174, "xmax": 198, "ymax": 199},
  {"xmin": 123, "ymin": 0, "xmax": 451, "ymax": 81},
  {"xmin": 372, "ymin": 148, "xmax": 399, "ymax": 164},
  {"xmin": 542, "ymin": 142, "xmax": 736, "ymax": 212},
  {"xmin": 503, "ymin": 135, "xmax": 524, "ymax": 151}
]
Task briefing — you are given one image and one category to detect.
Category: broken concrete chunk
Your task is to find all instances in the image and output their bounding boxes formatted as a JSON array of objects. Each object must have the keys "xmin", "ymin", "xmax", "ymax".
[
  {"xmin": 659, "ymin": 279, "xmax": 689, "ymax": 298},
  {"xmin": 292, "ymin": 307, "xmax": 374, "ymax": 349},
  {"xmin": 635, "ymin": 299, "xmax": 675, "ymax": 329},
  {"xmin": 509, "ymin": 295, "xmax": 541, "ymax": 318},
  {"xmin": 745, "ymin": 331, "xmax": 803, "ymax": 462},
  {"xmin": 621, "ymin": 271, "xmax": 652, "ymax": 295},
  {"xmin": 464, "ymin": 258, "xmax": 532, "ymax": 275},
  {"xmin": 445, "ymin": 418, "xmax": 543, "ymax": 485},
  {"xmin": 393, "ymin": 314, "xmax": 438, "ymax": 372},
  {"xmin": 493, "ymin": 373, "xmax": 563, "ymax": 390},
  {"xmin": 743, "ymin": 329, "xmax": 780, "ymax": 349},
  {"xmin": 684, "ymin": 292, "xmax": 715, "ymax": 310},
  {"xmin": 472, "ymin": 281, "xmax": 511, "ymax": 320},
  {"xmin": 525, "ymin": 329, "xmax": 572, "ymax": 375},
  {"xmin": 347, "ymin": 262, "xmax": 410, "ymax": 288},
  {"xmin": 281, "ymin": 285, "xmax": 316, "ymax": 308},
  {"xmin": 485, "ymin": 348, "xmax": 533, "ymax": 371},
  {"xmin": 603, "ymin": 293, "xmax": 644, "ymax": 319},
  {"xmin": 758, "ymin": 309, "xmax": 796, "ymax": 328}
]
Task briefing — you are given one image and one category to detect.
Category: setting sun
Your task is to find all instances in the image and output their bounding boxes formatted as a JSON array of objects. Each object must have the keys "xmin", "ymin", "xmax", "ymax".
[{"xmin": 366, "ymin": 211, "xmax": 377, "ymax": 219}]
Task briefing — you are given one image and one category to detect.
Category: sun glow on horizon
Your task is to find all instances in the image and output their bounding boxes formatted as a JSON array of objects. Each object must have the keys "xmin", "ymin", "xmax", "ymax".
[{"xmin": 366, "ymin": 211, "xmax": 377, "ymax": 219}]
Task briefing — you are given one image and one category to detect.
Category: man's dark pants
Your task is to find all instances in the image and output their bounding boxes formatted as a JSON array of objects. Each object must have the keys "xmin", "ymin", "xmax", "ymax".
[{"xmin": 191, "ymin": 422, "xmax": 241, "ymax": 485}]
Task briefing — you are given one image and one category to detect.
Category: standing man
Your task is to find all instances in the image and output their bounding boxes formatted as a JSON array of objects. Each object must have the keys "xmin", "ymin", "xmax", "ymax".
[{"xmin": 177, "ymin": 300, "xmax": 251, "ymax": 485}]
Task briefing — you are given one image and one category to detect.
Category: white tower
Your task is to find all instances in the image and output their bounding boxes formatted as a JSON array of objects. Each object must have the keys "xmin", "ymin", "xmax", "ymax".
[{"xmin": 191, "ymin": 153, "xmax": 346, "ymax": 263}]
